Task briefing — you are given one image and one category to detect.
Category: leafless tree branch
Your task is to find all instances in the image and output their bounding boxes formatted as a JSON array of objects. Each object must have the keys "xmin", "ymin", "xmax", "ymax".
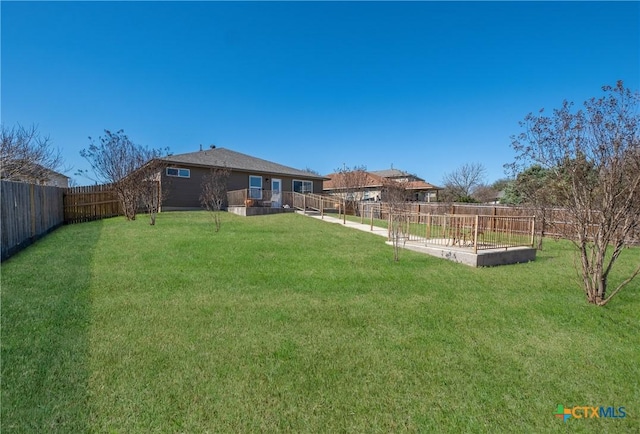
[
  {"xmin": 200, "ymin": 167, "xmax": 231, "ymax": 232},
  {"xmin": 510, "ymin": 81, "xmax": 640, "ymax": 305},
  {"xmin": 1, "ymin": 124, "xmax": 64, "ymax": 183},
  {"xmin": 79, "ymin": 129, "xmax": 169, "ymax": 221}
]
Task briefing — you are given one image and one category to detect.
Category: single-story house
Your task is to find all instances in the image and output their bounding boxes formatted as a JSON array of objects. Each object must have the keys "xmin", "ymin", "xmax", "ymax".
[
  {"xmin": 322, "ymin": 171, "xmax": 386, "ymax": 201},
  {"xmin": 160, "ymin": 147, "xmax": 327, "ymax": 211},
  {"xmin": 369, "ymin": 168, "xmax": 440, "ymax": 202},
  {"xmin": 1, "ymin": 161, "xmax": 69, "ymax": 188},
  {"xmin": 323, "ymin": 167, "xmax": 441, "ymax": 202}
]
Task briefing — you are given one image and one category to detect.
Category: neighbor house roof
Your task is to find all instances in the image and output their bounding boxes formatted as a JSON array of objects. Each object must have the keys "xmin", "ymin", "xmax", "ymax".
[
  {"xmin": 323, "ymin": 171, "xmax": 387, "ymax": 191},
  {"xmin": 324, "ymin": 169, "xmax": 441, "ymax": 191},
  {"xmin": 1, "ymin": 160, "xmax": 69, "ymax": 186},
  {"xmin": 370, "ymin": 168, "xmax": 441, "ymax": 190},
  {"xmin": 369, "ymin": 168, "xmax": 423, "ymax": 180},
  {"xmin": 162, "ymin": 147, "xmax": 326, "ymax": 179},
  {"xmin": 403, "ymin": 180, "xmax": 441, "ymax": 191}
]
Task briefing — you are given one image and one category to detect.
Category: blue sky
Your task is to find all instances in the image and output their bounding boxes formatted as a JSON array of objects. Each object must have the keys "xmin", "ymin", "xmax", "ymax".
[{"xmin": 2, "ymin": 1, "xmax": 638, "ymax": 186}]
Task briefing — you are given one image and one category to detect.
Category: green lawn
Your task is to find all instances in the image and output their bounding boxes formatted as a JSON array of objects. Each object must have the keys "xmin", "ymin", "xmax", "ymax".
[{"xmin": 2, "ymin": 211, "xmax": 638, "ymax": 433}]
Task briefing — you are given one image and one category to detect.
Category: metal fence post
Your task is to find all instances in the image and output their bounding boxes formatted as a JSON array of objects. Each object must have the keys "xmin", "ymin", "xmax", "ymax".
[
  {"xmin": 343, "ymin": 199, "xmax": 346, "ymax": 224},
  {"xmin": 370, "ymin": 205, "xmax": 374, "ymax": 231},
  {"xmin": 473, "ymin": 215, "xmax": 479, "ymax": 254},
  {"xmin": 530, "ymin": 215, "xmax": 536, "ymax": 247}
]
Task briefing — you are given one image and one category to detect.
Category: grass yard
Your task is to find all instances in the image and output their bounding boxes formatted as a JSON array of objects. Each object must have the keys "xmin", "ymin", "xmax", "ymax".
[{"xmin": 1, "ymin": 211, "xmax": 639, "ymax": 433}]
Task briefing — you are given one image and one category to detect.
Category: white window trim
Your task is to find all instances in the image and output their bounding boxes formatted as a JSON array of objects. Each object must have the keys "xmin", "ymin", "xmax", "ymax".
[
  {"xmin": 166, "ymin": 167, "xmax": 190, "ymax": 178},
  {"xmin": 249, "ymin": 175, "xmax": 262, "ymax": 199},
  {"xmin": 293, "ymin": 179, "xmax": 313, "ymax": 194}
]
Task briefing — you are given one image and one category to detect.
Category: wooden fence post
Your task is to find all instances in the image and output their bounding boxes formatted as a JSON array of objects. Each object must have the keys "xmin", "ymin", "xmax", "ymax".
[{"xmin": 30, "ymin": 183, "xmax": 36, "ymax": 239}]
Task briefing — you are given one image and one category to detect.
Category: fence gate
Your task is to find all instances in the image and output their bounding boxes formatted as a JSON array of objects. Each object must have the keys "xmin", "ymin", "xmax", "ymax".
[{"xmin": 63, "ymin": 184, "xmax": 121, "ymax": 224}]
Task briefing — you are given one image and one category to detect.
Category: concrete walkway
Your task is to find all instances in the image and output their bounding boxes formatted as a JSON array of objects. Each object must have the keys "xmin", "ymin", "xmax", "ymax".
[
  {"xmin": 297, "ymin": 210, "xmax": 536, "ymax": 267},
  {"xmin": 296, "ymin": 210, "xmax": 389, "ymax": 238}
]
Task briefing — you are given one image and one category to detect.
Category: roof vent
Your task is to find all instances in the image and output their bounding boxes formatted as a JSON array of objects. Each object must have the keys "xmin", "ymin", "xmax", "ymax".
[
  {"xmin": 210, "ymin": 144, "xmax": 216, "ymax": 149},
  {"xmin": 199, "ymin": 144, "xmax": 203, "ymax": 151}
]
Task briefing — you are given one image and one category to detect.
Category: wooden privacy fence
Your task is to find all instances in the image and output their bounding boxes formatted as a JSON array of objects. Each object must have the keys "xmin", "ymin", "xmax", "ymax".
[
  {"xmin": 360, "ymin": 201, "xmax": 639, "ymax": 244},
  {"xmin": 63, "ymin": 184, "xmax": 121, "ymax": 223},
  {"xmin": 1, "ymin": 180, "xmax": 65, "ymax": 261}
]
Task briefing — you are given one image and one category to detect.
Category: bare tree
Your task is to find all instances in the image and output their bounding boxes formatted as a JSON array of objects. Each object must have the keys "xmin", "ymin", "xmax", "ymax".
[
  {"xmin": 200, "ymin": 167, "xmax": 231, "ymax": 232},
  {"xmin": 472, "ymin": 183, "xmax": 500, "ymax": 203},
  {"xmin": 441, "ymin": 163, "xmax": 486, "ymax": 202},
  {"xmin": 136, "ymin": 158, "xmax": 169, "ymax": 225},
  {"xmin": 331, "ymin": 165, "xmax": 369, "ymax": 216},
  {"xmin": 1, "ymin": 124, "xmax": 64, "ymax": 182},
  {"xmin": 303, "ymin": 167, "xmax": 322, "ymax": 176},
  {"xmin": 511, "ymin": 81, "xmax": 640, "ymax": 305},
  {"xmin": 79, "ymin": 129, "xmax": 168, "ymax": 221},
  {"xmin": 384, "ymin": 178, "xmax": 413, "ymax": 262}
]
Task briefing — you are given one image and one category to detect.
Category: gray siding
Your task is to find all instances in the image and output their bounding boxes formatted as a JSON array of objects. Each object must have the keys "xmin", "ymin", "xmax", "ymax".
[{"xmin": 161, "ymin": 165, "xmax": 323, "ymax": 210}]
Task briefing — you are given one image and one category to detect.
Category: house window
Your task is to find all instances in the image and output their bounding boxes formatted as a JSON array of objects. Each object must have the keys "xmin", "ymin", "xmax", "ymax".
[
  {"xmin": 249, "ymin": 175, "xmax": 262, "ymax": 199},
  {"xmin": 293, "ymin": 180, "xmax": 313, "ymax": 194},
  {"xmin": 166, "ymin": 167, "xmax": 190, "ymax": 178}
]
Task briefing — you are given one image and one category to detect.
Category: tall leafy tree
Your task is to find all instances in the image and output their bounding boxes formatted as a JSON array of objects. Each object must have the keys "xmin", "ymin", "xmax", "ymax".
[{"xmin": 506, "ymin": 165, "xmax": 558, "ymax": 249}]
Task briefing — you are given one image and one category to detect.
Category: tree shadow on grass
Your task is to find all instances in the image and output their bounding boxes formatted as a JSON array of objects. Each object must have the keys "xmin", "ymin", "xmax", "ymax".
[{"xmin": 1, "ymin": 220, "xmax": 103, "ymax": 433}]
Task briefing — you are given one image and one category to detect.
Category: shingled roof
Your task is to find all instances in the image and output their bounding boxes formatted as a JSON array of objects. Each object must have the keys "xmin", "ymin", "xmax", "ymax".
[
  {"xmin": 323, "ymin": 171, "xmax": 386, "ymax": 190},
  {"xmin": 369, "ymin": 168, "xmax": 423, "ymax": 180},
  {"xmin": 403, "ymin": 180, "xmax": 441, "ymax": 191},
  {"xmin": 162, "ymin": 147, "xmax": 326, "ymax": 179}
]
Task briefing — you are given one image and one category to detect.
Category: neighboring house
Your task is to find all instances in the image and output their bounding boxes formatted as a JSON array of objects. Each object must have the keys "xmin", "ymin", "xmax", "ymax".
[
  {"xmin": 484, "ymin": 190, "xmax": 505, "ymax": 205},
  {"xmin": 322, "ymin": 171, "xmax": 386, "ymax": 201},
  {"xmin": 369, "ymin": 168, "xmax": 440, "ymax": 202},
  {"xmin": 0, "ymin": 161, "xmax": 69, "ymax": 188},
  {"xmin": 160, "ymin": 147, "xmax": 326, "ymax": 210},
  {"xmin": 323, "ymin": 167, "xmax": 441, "ymax": 202}
]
